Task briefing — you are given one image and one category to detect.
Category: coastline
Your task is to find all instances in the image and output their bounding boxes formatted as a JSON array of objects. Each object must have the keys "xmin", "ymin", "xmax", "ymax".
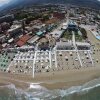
[{"xmin": 0, "ymin": 66, "xmax": 100, "ymax": 90}]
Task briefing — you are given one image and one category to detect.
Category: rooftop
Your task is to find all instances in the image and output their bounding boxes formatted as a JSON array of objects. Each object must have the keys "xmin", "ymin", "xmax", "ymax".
[
  {"xmin": 8, "ymin": 25, "xmax": 21, "ymax": 32},
  {"xmin": 16, "ymin": 34, "xmax": 32, "ymax": 47},
  {"xmin": 36, "ymin": 31, "xmax": 44, "ymax": 36}
]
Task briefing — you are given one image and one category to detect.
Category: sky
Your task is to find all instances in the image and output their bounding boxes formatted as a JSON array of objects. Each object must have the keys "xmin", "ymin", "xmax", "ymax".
[
  {"xmin": 0, "ymin": 0, "xmax": 11, "ymax": 7},
  {"xmin": 0, "ymin": 0, "xmax": 100, "ymax": 7}
]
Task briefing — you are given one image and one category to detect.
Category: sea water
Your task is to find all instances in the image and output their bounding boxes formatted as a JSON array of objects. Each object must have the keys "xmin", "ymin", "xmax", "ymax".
[{"xmin": 0, "ymin": 78, "xmax": 100, "ymax": 100}]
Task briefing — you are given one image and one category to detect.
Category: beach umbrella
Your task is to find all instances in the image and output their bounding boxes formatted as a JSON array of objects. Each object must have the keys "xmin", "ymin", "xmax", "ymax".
[
  {"xmin": 19, "ymin": 56, "xmax": 21, "ymax": 59},
  {"xmin": 18, "ymin": 51, "xmax": 20, "ymax": 54},
  {"xmin": 75, "ymin": 58, "xmax": 78, "ymax": 61},
  {"xmin": 13, "ymin": 71, "xmax": 15, "ymax": 73},
  {"xmin": 15, "ymin": 63, "xmax": 17, "ymax": 65},
  {"xmin": 52, "ymin": 59, "xmax": 55, "ymax": 62},
  {"xmin": 45, "ymin": 59, "xmax": 48, "ymax": 62},
  {"xmin": 41, "ymin": 60, "xmax": 43, "ymax": 63},
  {"xmin": 70, "ymin": 52, "xmax": 73, "ymax": 56},
  {"xmin": 45, "ymin": 66, "xmax": 49, "ymax": 70},
  {"xmin": 36, "ymin": 60, "xmax": 39, "ymax": 63},
  {"xmin": 14, "ymin": 60, "xmax": 16, "ymax": 63},
  {"xmin": 45, "ymin": 52, "xmax": 48, "ymax": 56},
  {"xmin": 46, "ymin": 56, "xmax": 49, "ymax": 59},
  {"xmin": 86, "ymin": 55, "xmax": 89, "ymax": 59},
  {"xmin": 65, "ymin": 56, "xmax": 68, "ymax": 61},
  {"xmin": 46, "ymin": 50, "xmax": 49, "ymax": 52},
  {"xmin": 81, "ymin": 57, "xmax": 84, "ymax": 60},
  {"xmin": 84, "ymin": 51, "xmax": 87, "ymax": 55},
  {"xmin": 25, "ymin": 60, "xmax": 28, "ymax": 63},
  {"xmin": 25, "ymin": 63, "xmax": 27, "ymax": 66},
  {"xmin": 96, "ymin": 59, "xmax": 98, "ymax": 62},
  {"xmin": 36, "ymin": 57, "xmax": 39, "ymax": 60},
  {"xmin": 59, "ymin": 52, "xmax": 62, "ymax": 56},
  {"xmin": 30, "ymin": 56, "xmax": 33, "ymax": 59},
  {"xmin": 41, "ymin": 63, "xmax": 44, "ymax": 66},
  {"xmin": 18, "ymin": 60, "xmax": 20, "ymax": 63},
  {"xmin": 42, "ymin": 65, "xmax": 45, "ymax": 69},
  {"xmin": 41, "ymin": 57, "xmax": 44, "ymax": 60}
]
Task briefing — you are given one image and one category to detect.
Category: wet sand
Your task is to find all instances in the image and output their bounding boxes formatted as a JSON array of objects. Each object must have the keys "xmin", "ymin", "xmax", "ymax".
[{"xmin": 0, "ymin": 66, "xmax": 100, "ymax": 90}]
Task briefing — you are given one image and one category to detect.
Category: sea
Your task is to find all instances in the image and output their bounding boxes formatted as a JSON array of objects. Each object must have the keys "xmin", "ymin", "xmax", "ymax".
[{"xmin": 0, "ymin": 78, "xmax": 100, "ymax": 100}]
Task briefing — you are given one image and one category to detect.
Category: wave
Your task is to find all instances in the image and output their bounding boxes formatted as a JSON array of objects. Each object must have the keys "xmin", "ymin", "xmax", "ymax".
[
  {"xmin": 0, "ymin": 78, "xmax": 100, "ymax": 100},
  {"xmin": 56, "ymin": 78, "xmax": 100, "ymax": 98}
]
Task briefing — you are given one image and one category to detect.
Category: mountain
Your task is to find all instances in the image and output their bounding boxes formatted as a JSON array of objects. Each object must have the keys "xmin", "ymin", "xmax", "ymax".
[{"xmin": 0, "ymin": 0, "xmax": 100, "ymax": 12}]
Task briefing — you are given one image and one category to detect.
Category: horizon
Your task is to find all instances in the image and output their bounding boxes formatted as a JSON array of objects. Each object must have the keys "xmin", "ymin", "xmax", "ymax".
[
  {"xmin": 0, "ymin": 0, "xmax": 100, "ymax": 9},
  {"xmin": 0, "ymin": 0, "xmax": 11, "ymax": 7},
  {"xmin": 0, "ymin": 0, "xmax": 100, "ymax": 7}
]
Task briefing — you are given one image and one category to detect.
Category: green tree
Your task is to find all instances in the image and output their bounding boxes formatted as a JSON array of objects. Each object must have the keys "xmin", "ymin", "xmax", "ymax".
[{"xmin": 80, "ymin": 28, "xmax": 87, "ymax": 39}]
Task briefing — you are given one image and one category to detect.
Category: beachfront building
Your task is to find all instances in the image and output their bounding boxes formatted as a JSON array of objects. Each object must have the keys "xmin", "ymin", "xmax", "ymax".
[
  {"xmin": 76, "ymin": 42, "xmax": 91, "ymax": 50},
  {"xmin": 35, "ymin": 31, "xmax": 45, "ymax": 37},
  {"xmin": 0, "ymin": 14, "xmax": 14, "ymax": 23},
  {"xmin": 67, "ymin": 20, "xmax": 78, "ymax": 31},
  {"xmin": 56, "ymin": 42, "xmax": 74, "ymax": 50},
  {"xmin": 7, "ymin": 25, "xmax": 22, "ymax": 38},
  {"xmin": 16, "ymin": 34, "xmax": 32, "ymax": 47}
]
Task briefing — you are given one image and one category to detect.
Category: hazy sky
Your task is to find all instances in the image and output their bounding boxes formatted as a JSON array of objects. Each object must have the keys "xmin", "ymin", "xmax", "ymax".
[
  {"xmin": 0, "ymin": 0, "xmax": 11, "ymax": 7},
  {"xmin": 0, "ymin": 0, "xmax": 100, "ymax": 7}
]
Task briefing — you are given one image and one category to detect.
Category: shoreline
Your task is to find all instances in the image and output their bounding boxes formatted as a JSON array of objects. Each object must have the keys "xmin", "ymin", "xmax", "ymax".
[{"xmin": 0, "ymin": 66, "xmax": 100, "ymax": 90}]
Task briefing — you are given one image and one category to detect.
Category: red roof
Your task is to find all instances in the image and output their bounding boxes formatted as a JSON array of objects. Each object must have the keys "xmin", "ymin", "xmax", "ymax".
[
  {"xmin": 20, "ymin": 35, "xmax": 31, "ymax": 42},
  {"xmin": 16, "ymin": 40, "xmax": 25, "ymax": 47},
  {"xmin": 16, "ymin": 34, "xmax": 32, "ymax": 47}
]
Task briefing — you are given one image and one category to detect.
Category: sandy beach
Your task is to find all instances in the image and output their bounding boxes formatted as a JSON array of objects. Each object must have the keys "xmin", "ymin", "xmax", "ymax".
[{"xmin": 0, "ymin": 66, "xmax": 100, "ymax": 90}]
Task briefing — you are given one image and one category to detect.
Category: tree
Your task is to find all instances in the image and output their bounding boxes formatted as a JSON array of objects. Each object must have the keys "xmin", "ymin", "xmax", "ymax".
[
  {"xmin": 80, "ymin": 28, "xmax": 87, "ymax": 39},
  {"xmin": 69, "ymin": 13, "xmax": 74, "ymax": 17}
]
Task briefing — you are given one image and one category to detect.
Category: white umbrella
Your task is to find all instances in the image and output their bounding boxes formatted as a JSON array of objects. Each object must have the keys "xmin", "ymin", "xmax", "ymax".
[
  {"xmin": 46, "ymin": 57, "xmax": 49, "ymax": 60},
  {"xmin": 25, "ymin": 63, "xmax": 27, "ymax": 66},
  {"xmin": 45, "ymin": 66, "xmax": 49, "ymax": 70},
  {"xmin": 81, "ymin": 57, "xmax": 84, "ymax": 60},
  {"xmin": 70, "ymin": 52, "xmax": 72, "ymax": 55},
  {"xmin": 59, "ymin": 52, "xmax": 62, "ymax": 56},
  {"xmin": 86, "ymin": 55, "xmax": 89, "ymax": 59},
  {"xmin": 30, "ymin": 56, "xmax": 33, "ymax": 59},
  {"xmin": 13, "ymin": 71, "xmax": 15, "ymax": 73},
  {"xmin": 36, "ymin": 60, "xmax": 39, "ymax": 63},
  {"xmin": 65, "ymin": 56, "xmax": 68, "ymax": 59},
  {"xmin": 46, "ymin": 50, "xmax": 49, "ymax": 52},
  {"xmin": 41, "ymin": 60, "xmax": 43, "ymax": 63},
  {"xmin": 41, "ymin": 57, "xmax": 44, "ymax": 60},
  {"xmin": 25, "ymin": 60, "xmax": 28, "ymax": 63},
  {"xmin": 41, "ymin": 63, "xmax": 44, "ymax": 65},
  {"xmin": 45, "ymin": 59, "xmax": 48, "ymax": 62},
  {"xmin": 52, "ymin": 59, "xmax": 55, "ymax": 62},
  {"xmin": 84, "ymin": 51, "xmax": 87, "ymax": 55},
  {"xmin": 14, "ymin": 63, "xmax": 17, "ymax": 65}
]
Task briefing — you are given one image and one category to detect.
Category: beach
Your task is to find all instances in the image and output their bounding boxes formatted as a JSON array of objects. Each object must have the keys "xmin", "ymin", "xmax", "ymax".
[{"xmin": 0, "ymin": 65, "xmax": 100, "ymax": 90}]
